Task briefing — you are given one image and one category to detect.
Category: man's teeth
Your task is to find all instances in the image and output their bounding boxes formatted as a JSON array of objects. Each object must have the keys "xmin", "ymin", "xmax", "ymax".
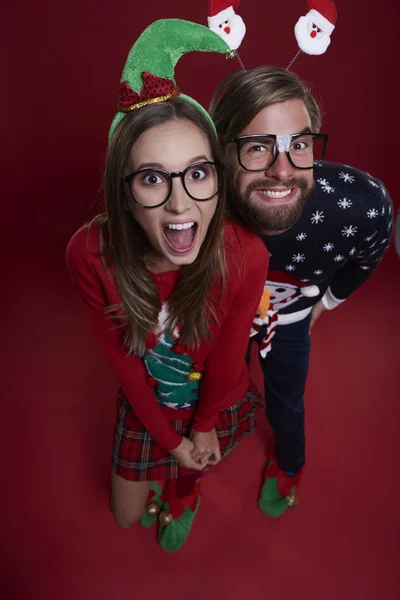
[
  {"xmin": 166, "ymin": 222, "xmax": 194, "ymax": 230},
  {"xmin": 259, "ymin": 189, "xmax": 292, "ymax": 199}
]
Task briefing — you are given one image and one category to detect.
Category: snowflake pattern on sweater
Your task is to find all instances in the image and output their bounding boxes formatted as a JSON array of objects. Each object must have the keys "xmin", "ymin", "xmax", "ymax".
[{"xmin": 259, "ymin": 162, "xmax": 393, "ymax": 316}]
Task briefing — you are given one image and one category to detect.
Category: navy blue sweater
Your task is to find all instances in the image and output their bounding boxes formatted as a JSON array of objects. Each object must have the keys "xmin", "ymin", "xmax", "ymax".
[{"xmin": 259, "ymin": 162, "xmax": 393, "ymax": 320}]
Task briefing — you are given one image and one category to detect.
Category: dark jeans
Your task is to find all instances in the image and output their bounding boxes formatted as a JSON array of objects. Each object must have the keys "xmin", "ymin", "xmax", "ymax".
[{"xmin": 247, "ymin": 314, "xmax": 311, "ymax": 474}]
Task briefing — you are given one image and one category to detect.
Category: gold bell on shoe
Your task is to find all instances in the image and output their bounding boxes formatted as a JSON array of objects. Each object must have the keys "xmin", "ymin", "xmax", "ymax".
[
  {"xmin": 159, "ymin": 510, "xmax": 173, "ymax": 526},
  {"xmin": 146, "ymin": 501, "xmax": 161, "ymax": 517},
  {"xmin": 286, "ymin": 493, "xmax": 299, "ymax": 509}
]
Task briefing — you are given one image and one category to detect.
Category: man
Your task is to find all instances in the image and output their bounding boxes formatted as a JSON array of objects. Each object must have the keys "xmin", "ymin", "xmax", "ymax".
[{"xmin": 209, "ymin": 66, "xmax": 393, "ymax": 518}]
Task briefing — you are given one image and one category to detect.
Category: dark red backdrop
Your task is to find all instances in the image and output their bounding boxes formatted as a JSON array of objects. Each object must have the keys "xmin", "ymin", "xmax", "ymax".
[
  {"xmin": 2, "ymin": 2, "xmax": 399, "ymax": 600},
  {"xmin": 2, "ymin": 0, "xmax": 398, "ymax": 257}
]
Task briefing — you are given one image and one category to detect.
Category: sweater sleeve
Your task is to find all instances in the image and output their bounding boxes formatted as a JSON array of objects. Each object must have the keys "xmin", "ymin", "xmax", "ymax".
[
  {"xmin": 192, "ymin": 237, "xmax": 269, "ymax": 431},
  {"xmin": 66, "ymin": 230, "xmax": 182, "ymax": 451},
  {"xmin": 322, "ymin": 182, "xmax": 393, "ymax": 309}
]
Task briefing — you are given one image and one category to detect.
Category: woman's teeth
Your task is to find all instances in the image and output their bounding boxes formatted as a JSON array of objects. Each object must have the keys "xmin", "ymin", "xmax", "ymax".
[
  {"xmin": 166, "ymin": 221, "xmax": 195, "ymax": 230},
  {"xmin": 163, "ymin": 221, "xmax": 197, "ymax": 253},
  {"xmin": 259, "ymin": 189, "xmax": 292, "ymax": 199}
]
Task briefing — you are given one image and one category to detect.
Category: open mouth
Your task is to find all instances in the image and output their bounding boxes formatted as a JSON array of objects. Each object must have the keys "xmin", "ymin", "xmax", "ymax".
[{"xmin": 163, "ymin": 221, "xmax": 198, "ymax": 254}]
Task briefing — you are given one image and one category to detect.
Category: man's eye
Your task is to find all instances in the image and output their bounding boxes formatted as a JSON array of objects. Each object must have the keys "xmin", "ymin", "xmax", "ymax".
[{"xmin": 249, "ymin": 145, "xmax": 268, "ymax": 152}]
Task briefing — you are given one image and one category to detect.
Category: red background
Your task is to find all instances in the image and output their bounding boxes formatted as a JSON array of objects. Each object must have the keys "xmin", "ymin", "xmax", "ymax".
[{"xmin": 2, "ymin": 2, "xmax": 399, "ymax": 600}]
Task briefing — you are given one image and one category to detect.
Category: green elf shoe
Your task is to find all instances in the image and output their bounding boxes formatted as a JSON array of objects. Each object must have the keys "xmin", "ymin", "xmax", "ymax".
[
  {"xmin": 140, "ymin": 482, "xmax": 164, "ymax": 528},
  {"xmin": 259, "ymin": 454, "xmax": 302, "ymax": 519},
  {"xmin": 158, "ymin": 483, "xmax": 201, "ymax": 552}
]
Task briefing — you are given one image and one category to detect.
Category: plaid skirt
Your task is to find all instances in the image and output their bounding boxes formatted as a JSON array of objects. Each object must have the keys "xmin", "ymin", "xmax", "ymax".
[{"xmin": 112, "ymin": 382, "xmax": 264, "ymax": 482}]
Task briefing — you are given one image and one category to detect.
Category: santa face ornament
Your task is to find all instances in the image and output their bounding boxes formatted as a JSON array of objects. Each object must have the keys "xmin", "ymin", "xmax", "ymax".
[
  {"xmin": 294, "ymin": 0, "xmax": 337, "ymax": 56},
  {"xmin": 207, "ymin": 1, "xmax": 246, "ymax": 51}
]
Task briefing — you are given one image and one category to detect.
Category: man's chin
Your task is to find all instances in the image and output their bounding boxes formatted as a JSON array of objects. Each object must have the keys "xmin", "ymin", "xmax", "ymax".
[
  {"xmin": 253, "ymin": 204, "xmax": 303, "ymax": 233},
  {"xmin": 229, "ymin": 182, "xmax": 313, "ymax": 234}
]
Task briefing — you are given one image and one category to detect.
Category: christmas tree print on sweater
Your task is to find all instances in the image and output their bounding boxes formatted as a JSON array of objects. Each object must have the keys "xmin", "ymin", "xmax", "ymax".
[{"xmin": 144, "ymin": 330, "xmax": 199, "ymax": 409}]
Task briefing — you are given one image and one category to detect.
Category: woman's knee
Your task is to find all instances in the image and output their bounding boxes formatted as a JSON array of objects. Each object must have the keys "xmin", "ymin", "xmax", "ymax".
[
  {"xmin": 110, "ymin": 498, "xmax": 143, "ymax": 529},
  {"xmin": 110, "ymin": 471, "xmax": 150, "ymax": 528}
]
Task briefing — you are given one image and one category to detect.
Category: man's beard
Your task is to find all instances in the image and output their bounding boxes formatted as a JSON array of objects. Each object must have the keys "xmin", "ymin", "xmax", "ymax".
[{"xmin": 228, "ymin": 177, "xmax": 313, "ymax": 234}]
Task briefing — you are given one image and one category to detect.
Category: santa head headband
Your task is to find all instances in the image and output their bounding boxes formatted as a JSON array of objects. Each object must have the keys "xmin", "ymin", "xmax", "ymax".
[
  {"xmin": 288, "ymin": 0, "xmax": 337, "ymax": 68},
  {"xmin": 205, "ymin": 0, "xmax": 336, "ymax": 74},
  {"xmin": 109, "ymin": 18, "xmax": 242, "ymax": 142},
  {"xmin": 207, "ymin": 1, "xmax": 246, "ymax": 69}
]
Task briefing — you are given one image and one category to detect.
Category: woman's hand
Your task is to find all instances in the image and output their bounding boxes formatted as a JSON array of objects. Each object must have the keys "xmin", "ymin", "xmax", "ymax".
[
  {"xmin": 191, "ymin": 429, "xmax": 222, "ymax": 466},
  {"xmin": 169, "ymin": 436, "xmax": 206, "ymax": 471}
]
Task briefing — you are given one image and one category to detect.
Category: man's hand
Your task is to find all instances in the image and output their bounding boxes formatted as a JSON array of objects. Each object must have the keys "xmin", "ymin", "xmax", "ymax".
[
  {"xmin": 191, "ymin": 429, "xmax": 222, "ymax": 466},
  {"xmin": 169, "ymin": 437, "xmax": 206, "ymax": 471},
  {"xmin": 309, "ymin": 300, "xmax": 326, "ymax": 333}
]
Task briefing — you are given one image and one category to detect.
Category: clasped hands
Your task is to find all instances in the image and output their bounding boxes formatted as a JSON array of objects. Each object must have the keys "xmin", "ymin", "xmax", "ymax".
[{"xmin": 170, "ymin": 429, "xmax": 221, "ymax": 472}]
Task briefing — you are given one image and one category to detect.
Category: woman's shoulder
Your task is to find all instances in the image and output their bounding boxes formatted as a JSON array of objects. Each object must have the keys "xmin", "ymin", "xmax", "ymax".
[
  {"xmin": 66, "ymin": 219, "xmax": 104, "ymax": 273},
  {"xmin": 223, "ymin": 218, "xmax": 269, "ymax": 265}
]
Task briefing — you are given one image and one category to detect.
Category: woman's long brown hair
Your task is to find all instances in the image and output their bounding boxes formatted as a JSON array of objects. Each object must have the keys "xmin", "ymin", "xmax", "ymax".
[{"xmin": 91, "ymin": 98, "xmax": 226, "ymax": 355}]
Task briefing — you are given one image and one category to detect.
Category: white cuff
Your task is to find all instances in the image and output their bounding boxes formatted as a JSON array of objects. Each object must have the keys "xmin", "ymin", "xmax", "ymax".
[{"xmin": 321, "ymin": 287, "xmax": 346, "ymax": 310}]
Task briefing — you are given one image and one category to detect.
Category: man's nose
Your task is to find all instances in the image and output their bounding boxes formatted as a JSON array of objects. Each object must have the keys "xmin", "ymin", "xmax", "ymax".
[{"xmin": 265, "ymin": 151, "xmax": 295, "ymax": 179}]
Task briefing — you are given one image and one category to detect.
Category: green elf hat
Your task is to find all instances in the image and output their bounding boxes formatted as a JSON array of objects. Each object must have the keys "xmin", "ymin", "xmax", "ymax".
[{"xmin": 109, "ymin": 18, "xmax": 234, "ymax": 142}]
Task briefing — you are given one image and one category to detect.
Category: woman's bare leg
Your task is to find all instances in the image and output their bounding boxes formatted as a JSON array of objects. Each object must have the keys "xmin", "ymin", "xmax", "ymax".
[{"xmin": 110, "ymin": 469, "xmax": 151, "ymax": 529}]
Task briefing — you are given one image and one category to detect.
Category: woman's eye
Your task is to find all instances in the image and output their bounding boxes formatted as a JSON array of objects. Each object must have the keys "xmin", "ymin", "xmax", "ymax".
[
  {"xmin": 143, "ymin": 173, "xmax": 163, "ymax": 185},
  {"xmin": 188, "ymin": 168, "xmax": 206, "ymax": 181}
]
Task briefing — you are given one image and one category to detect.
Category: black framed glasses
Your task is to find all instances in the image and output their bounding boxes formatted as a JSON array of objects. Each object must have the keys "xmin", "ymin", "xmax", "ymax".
[
  {"xmin": 123, "ymin": 161, "xmax": 222, "ymax": 209},
  {"xmin": 232, "ymin": 133, "xmax": 328, "ymax": 172}
]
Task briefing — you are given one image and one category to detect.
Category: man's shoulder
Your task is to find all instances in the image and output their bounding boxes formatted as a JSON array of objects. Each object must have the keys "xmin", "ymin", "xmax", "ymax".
[{"xmin": 315, "ymin": 162, "xmax": 389, "ymax": 206}]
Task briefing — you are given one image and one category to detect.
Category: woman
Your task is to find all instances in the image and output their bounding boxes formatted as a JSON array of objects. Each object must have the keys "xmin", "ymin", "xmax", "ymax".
[{"xmin": 66, "ymin": 18, "xmax": 269, "ymax": 552}]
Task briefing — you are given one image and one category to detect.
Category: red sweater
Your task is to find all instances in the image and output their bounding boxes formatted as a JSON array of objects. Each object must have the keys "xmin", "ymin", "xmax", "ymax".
[{"xmin": 66, "ymin": 219, "xmax": 269, "ymax": 451}]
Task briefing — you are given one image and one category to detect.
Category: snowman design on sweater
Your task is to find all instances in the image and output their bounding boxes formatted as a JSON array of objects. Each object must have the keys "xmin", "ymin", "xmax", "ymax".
[{"xmin": 251, "ymin": 162, "xmax": 393, "ymax": 357}]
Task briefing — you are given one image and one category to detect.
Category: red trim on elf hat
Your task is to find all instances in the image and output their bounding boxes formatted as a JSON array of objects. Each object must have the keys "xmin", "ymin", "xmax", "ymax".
[{"xmin": 117, "ymin": 72, "xmax": 180, "ymax": 112}]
